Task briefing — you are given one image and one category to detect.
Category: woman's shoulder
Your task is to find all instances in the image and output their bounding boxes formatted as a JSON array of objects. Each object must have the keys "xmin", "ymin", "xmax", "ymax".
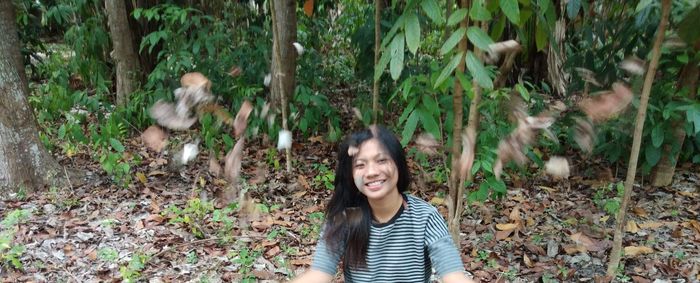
[{"xmin": 404, "ymin": 194, "xmax": 440, "ymax": 215}]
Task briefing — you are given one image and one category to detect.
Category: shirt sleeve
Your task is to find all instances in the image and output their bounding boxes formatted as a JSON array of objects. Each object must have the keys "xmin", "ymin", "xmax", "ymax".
[
  {"xmin": 310, "ymin": 229, "xmax": 344, "ymax": 276},
  {"xmin": 424, "ymin": 208, "xmax": 465, "ymax": 277}
]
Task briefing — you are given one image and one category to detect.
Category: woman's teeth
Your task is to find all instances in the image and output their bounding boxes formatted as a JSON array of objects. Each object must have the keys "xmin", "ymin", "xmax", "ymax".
[{"xmin": 366, "ymin": 180, "xmax": 384, "ymax": 186}]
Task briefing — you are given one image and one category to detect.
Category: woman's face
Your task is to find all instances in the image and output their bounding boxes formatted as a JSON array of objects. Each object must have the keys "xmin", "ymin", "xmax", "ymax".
[{"xmin": 352, "ymin": 138, "xmax": 399, "ymax": 202}]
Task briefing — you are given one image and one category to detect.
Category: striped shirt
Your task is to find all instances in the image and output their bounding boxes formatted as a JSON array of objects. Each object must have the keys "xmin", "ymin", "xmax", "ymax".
[{"xmin": 311, "ymin": 194, "xmax": 465, "ymax": 282}]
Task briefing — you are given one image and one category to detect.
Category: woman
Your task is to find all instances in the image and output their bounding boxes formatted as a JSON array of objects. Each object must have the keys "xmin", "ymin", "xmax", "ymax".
[{"xmin": 291, "ymin": 126, "xmax": 476, "ymax": 283}]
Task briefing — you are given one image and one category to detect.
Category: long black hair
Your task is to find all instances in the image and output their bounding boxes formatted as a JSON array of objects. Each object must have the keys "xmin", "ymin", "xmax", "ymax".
[{"xmin": 322, "ymin": 125, "xmax": 411, "ymax": 269}]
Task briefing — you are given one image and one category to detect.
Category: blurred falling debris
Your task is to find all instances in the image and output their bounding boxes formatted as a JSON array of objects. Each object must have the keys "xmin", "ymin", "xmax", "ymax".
[
  {"xmin": 487, "ymin": 40, "xmax": 521, "ymax": 63},
  {"xmin": 579, "ymin": 83, "xmax": 634, "ymax": 122},
  {"xmin": 459, "ymin": 129, "xmax": 476, "ymax": 183},
  {"xmin": 277, "ymin": 130, "xmax": 292, "ymax": 150},
  {"xmin": 620, "ymin": 56, "xmax": 646, "ymax": 76},
  {"xmin": 545, "ymin": 156, "xmax": 570, "ymax": 179},
  {"xmin": 224, "ymin": 137, "xmax": 245, "ymax": 185},
  {"xmin": 575, "ymin": 67, "xmax": 602, "ymax": 87},
  {"xmin": 415, "ymin": 133, "xmax": 440, "ymax": 156},
  {"xmin": 292, "ymin": 42, "xmax": 304, "ymax": 56},
  {"xmin": 234, "ymin": 100, "xmax": 254, "ymax": 138},
  {"xmin": 574, "ymin": 117, "xmax": 595, "ymax": 154},
  {"xmin": 149, "ymin": 101, "xmax": 198, "ymax": 130},
  {"xmin": 141, "ymin": 125, "xmax": 168, "ymax": 152}
]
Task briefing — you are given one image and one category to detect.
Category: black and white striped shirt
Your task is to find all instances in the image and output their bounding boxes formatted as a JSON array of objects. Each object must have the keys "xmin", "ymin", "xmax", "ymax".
[{"xmin": 311, "ymin": 194, "xmax": 465, "ymax": 282}]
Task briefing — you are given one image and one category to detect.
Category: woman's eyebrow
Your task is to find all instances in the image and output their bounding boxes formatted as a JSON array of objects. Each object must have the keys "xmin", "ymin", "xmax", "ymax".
[{"xmin": 355, "ymin": 153, "xmax": 386, "ymax": 162}]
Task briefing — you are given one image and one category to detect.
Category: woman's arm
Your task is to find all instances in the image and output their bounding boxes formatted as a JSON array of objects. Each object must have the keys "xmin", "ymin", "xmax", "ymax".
[
  {"xmin": 289, "ymin": 269, "xmax": 333, "ymax": 283},
  {"xmin": 442, "ymin": 271, "xmax": 477, "ymax": 283}
]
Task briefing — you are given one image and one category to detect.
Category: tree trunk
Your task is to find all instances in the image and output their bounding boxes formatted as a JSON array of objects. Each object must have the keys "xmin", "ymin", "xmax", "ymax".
[
  {"xmin": 607, "ymin": 0, "xmax": 670, "ymax": 276},
  {"xmin": 651, "ymin": 46, "xmax": 699, "ymax": 186},
  {"xmin": 270, "ymin": 0, "xmax": 297, "ymax": 173},
  {"xmin": 546, "ymin": 0, "xmax": 568, "ymax": 97},
  {"xmin": 372, "ymin": 0, "xmax": 381, "ymax": 124},
  {"xmin": 447, "ymin": 0, "xmax": 470, "ymax": 244},
  {"xmin": 106, "ymin": 0, "xmax": 141, "ymax": 106},
  {"xmin": 0, "ymin": 1, "xmax": 67, "ymax": 193},
  {"xmin": 270, "ymin": 0, "xmax": 297, "ymax": 111}
]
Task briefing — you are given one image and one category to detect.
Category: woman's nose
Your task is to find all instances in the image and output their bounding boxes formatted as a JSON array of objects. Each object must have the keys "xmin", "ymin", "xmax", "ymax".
[{"xmin": 366, "ymin": 162, "xmax": 379, "ymax": 176}]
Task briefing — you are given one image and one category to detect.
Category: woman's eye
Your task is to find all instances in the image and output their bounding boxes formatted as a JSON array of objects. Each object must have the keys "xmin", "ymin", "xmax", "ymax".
[
  {"xmin": 354, "ymin": 164, "xmax": 365, "ymax": 169},
  {"xmin": 378, "ymin": 159, "xmax": 387, "ymax": 163}
]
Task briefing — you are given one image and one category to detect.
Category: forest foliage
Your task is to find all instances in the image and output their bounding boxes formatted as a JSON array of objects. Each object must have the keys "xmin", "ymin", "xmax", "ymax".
[{"xmin": 12, "ymin": 0, "xmax": 700, "ymax": 205}]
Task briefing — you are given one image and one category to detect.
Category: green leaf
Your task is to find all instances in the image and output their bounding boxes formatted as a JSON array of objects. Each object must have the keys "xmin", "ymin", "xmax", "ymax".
[
  {"xmin": 448, "ymin": 8, "xmax": 469, "ymax": 27},
  {"xmin": 381, "ymin": 15, "xmax": 405, "ymax": 48},
  {"xmin": 645, "ymin": 144, "xmax": 661, "ymax": 167},
  {"xmin": 500, "ymin": 0, "xmax": 520, "ymax": 25},
  {"xmin": 678, "ymin": 5, "xmax": 700, "ymax": 45},
  {"xmin": 465, "ymin": 51, "xmax": 493, "ymax": 89},
  {"xmin": 516, "ymin": 83, "xmax": 530, "ymax": 101},
  {"xmin": 418, "ymin": 106, "xmax": 440, "ymax": 140},
  {"xmin": 401, "ymin": 110, "xmax": 420, "ymax": 146},
  {"xmin": 420, "ymin": 0, "xmax": 444, "ymax": 24},
  {"xmin": 467, "ymin": 27, "xmax": 494, "ymax": 51},
  {"xmin": 405, "ymin": 13, "xmax": 421, "ymax": 55},
  {"xmin": 374, "ymin": 47, "xmax": 391, "ymax": 82},
  {"xmin": 537, "ymin": 0, "xmax": 551, "ymax": 14},
  {"xmin": 434, "ymin": 52, "xmax": 464, "ymax": 89},
  {"xmin": 566, "ymin": 0, "xmax": 580, "ymax": 19},
  {"xmin": 635, "ymin": 0, "xmax": 653, "ymax": 13},
  {"xmin": 490, "ymin": 178, "xmax": 507, "ymax": 194},
  {"xmin": 470, "ymin": 0, "xmax": 492, "ymax": 21},
  {"xmin": 651, "ymin": 124, "xmax": 664, "ymax": 148},
  {"xmin": 535, "ymin": 21, "xmax": 548, "ymax": 51},
  {"xmin": 687, "ymin": 107, "xmax": 700, "ymax": 134},
  {"xmin": 390, "ymin": 32, "xmax": 405, "ymax": 80},
  {"xmin": 110, "ymin": 138, "xmax": 125, "ymax": 153},
  {"xmin": 440, "ymin": 27, "xmax": 466, "ymax": 55}
]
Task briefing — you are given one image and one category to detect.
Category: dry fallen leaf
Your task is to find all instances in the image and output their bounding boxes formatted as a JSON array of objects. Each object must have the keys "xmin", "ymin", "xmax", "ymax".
[
  {"xmin": 570, "ymin": 232, "xmax": 605, "ymax": 252},
  {"xmin": 140, "ymin": 125, "xmax": 168, "ymax": 152},
  {"xmin": 509, "ymin": 206, "xmax": 521, "ymax": 222},
  {"xmin": 523, "ymin": 253, "xmax": 534, "ymax": 268},
  {"xmin": 209, "ymin": 155, "xmax": 222, "ymax": 177},
  {"xmin": 496, "ymin": 223, "xmax": 518, "ymax": 231},
  {"xmin": 624, "ymin": 246, "xmax": 653, "ymax": 257},
  {"xmin": 136, "ymin": 172, "xmax": 147, "ymax": 185},
  {"xmin": 632, "ymin": 207, "xmax": 649, "ymax": 217},
  {"xmin": 688, "ymin": 220, "xmax": 700, "ymax": 234},
  {"xmin": 625, "ymin": 220, "xmax": 640, "ymax": 233},
  {"xmin": 638, "ymin": 221, "xmax": 665, "ymax": 230}
]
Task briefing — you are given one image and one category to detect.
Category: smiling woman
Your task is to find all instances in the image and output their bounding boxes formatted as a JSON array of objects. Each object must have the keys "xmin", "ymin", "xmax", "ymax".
[{"xmin": 290, "ymin": 126, "xmax": 476, "ymax": 283}]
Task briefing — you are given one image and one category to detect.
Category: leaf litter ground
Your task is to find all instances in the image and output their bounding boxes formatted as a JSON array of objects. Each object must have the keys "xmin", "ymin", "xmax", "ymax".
[{"xmin": 1, "ymin": 134, "xmax": 698, "ymax": 282}]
